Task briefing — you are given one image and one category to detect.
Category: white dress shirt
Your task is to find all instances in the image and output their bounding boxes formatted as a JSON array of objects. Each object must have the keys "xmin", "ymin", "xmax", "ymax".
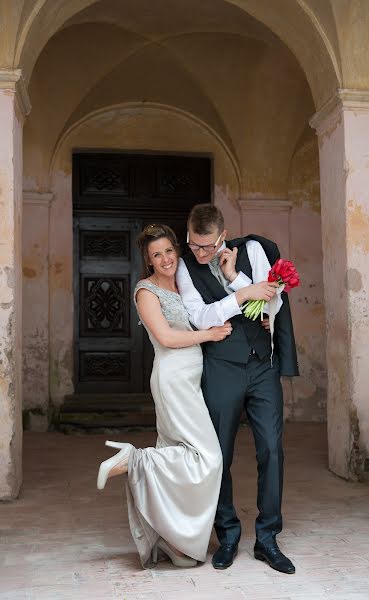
[{"xmin": 176, "ymin": 240, "xmax": 283, "ymax": 330}]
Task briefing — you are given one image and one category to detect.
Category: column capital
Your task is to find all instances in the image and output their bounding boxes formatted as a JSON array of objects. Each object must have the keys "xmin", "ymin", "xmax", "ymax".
[
  {"xmin": 0, "ymin": 69, "xmax": 31, "ymax": 118},
  {"xmin": 238, "ymin": 197, "xmax": 292, "ymax": 213},
  {"xmin": 310, "ymin": 88, "xmax": 369, "ymax": 135},
  {"xmin": 23, "ymin": 191, "xmax": 54, "ymax": 207}
]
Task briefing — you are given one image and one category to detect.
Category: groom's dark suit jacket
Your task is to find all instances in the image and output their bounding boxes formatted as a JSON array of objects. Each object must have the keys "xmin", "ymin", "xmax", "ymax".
[{"xmin": 182, "ymin": 234, "xmax": 299, "ymax": 377}]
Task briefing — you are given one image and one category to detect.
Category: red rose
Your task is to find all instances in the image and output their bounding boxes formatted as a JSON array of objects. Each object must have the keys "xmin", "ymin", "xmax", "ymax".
[
  {"xmin": 284, "ymin": 272, "xmax": 298, "ymax": 283},
  {"xmin": 273, "ymin": 259, "xmax": 284, "ymax": 275},
  {"xmin": 280, "ymin": 264, "xmax": 295, "ymax": 278},
  {"xmin": 289, "ymin": 274, "xmax": 300, "ymax": 284},
  {"xmin": 268, "ymin": 259, "xmax": 300, "ymax": 292},
  {"xmin": 284, "ymin": 275, "xmax": 300, "ymax": 292},
  {"xmin": 268, "ymin": 271, "xmax": 280, "ymax": 283}
]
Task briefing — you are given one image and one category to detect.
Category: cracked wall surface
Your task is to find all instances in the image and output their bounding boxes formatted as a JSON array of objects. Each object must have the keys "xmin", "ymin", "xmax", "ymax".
[
  {"xmin": 0, "ymin": 89, "xmax": 23, "ymax": 499},
  {"xmin": 317, "ymin": 104, "xmax": 369, "ymax": 481}
]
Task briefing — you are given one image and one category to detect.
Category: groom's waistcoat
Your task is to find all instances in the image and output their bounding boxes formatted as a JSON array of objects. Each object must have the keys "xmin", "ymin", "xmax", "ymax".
[
  {"xmin": 183, "ymin": 234, "xmax": 299, "ymax": 376},
  {"xmin": 183, "ymin": 236, "xmax": 273, "ymax": 364}
]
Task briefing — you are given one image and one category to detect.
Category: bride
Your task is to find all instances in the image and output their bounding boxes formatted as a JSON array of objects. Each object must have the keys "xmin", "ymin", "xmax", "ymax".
[{"xmin": 97, "ymin": 224, "xmax": 232, "ymax": 569}]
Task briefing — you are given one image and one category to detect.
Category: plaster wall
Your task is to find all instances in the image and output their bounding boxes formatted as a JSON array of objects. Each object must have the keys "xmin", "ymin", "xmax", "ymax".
[
  {"xmin": 319, "ymin": 110, "xmax": 351, "ymax": 479},
  {"xmin": 316, "ymin": 101, "xmax": 369, "ymax": 480},
  {"xmin": 288, "ymin": 137, "xmax": 326, "ymax": 422},
  {"xmin": 345, "ymin": 107, "xmax": 369, "ymax": 479},
  {"xmin": 0, "ymin": 89, "xmax": 23, "ymax": 498},
  {"xmin": 22, "ymin": 194, "xmax": 51, "ymax": 430}
]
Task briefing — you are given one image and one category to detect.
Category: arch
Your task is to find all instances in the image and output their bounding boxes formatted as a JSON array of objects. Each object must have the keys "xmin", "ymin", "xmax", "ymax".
[
  {"xmin": 23, "ymin": 17, "xmax": 314, "ymax": 197},
  {"xmin": 60, "ymin": 29, "xmax": 237, "ymax": 162},
  {"xmin": 15, "ymin": 0, "xmax": 340, "ymax": 107},
  {"xmin": 49, "ymin": 101, "xmax": 242, "ymax": 193},
  {"xmin": 295, "ymin": 0, "xmax": 341, "ymax": 83}
]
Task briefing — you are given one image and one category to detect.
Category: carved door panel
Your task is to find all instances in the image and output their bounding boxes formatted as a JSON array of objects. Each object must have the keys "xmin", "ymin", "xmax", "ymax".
[{"xmin": 74, "ymin": 217, "xmax": 142, "ymax": 393}]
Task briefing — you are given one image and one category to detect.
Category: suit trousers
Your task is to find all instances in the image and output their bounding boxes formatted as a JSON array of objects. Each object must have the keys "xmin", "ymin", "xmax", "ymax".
[{"xmin": 201, "ymin": 353, "xmax": 284, "ymax": 547}]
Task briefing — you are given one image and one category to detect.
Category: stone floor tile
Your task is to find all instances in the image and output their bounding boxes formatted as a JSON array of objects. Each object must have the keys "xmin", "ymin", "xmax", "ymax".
[
  {"xmin": 28, "ymin": 582, "xmax": 116, "ymax": 600},
  {"xmin": 325, "ymin": 595, "xmax": 369, "ymax": 600},
  {"xmin": 161, "ymin": 591, "xmax": 246, "ymax": 600},
  {"xmin": 1, "ymin": 424, "xmax": 369, "ymax": 600},
  {"xmin": 0, "ymin": 591, "xmax": 32, "ymax": 600}
]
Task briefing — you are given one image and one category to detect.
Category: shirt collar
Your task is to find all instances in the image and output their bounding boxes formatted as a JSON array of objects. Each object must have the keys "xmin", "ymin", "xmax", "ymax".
[
  {"xmin": 209, "ymin": 242, "xmax": 226, "ymax": 267},
  {"xmin": 216, "ymin": 241, "xmax": 226, "ymax": 255}
]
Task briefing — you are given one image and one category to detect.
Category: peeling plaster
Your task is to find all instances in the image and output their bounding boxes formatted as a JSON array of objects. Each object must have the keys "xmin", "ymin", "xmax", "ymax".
[
  {"xmin": 347, "ymin": 200, "xmax": 369, "ymax": 253},
  {"xmin": 1, "ymin": 88, "xmax": 24, "ymax": 498},
  {"xmin": 23, "ymin": 266, "xmax": 37, "ymax": 278},
  {"xmin": 346, "ymin": 267, "xmax": 363, "ymax": 292},
  {"xmin": 349, "ymin": 406, "xmax": 367, "ymax": 481},
  {"xmin": 0, "ymin": 302, "xmax": 12, "ymax": 310},
  {"xmin": 287, "ymin": 133, "xmax": 327, "ymax": 423},
  {"xmin": 4, "ymin": 266, "xmax": 14, "ymax": 289},
  {"xmin": 289, "ymin": 138, "xmax": 321, "ymax": 213},
  {"xmin": 318, "ymin": 112, "xmax": 343, "ymax": 145}
]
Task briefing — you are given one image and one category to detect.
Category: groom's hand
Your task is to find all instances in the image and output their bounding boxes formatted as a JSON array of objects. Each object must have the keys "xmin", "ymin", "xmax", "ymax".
[
  {"xmin": 248, "ymin": 281, "xmax": 278, "ymax": 301},
  {"xmin": 219, "ymin": 247, "xmax": 238, "ymax": 282},
  {"xmin": 235, "ymin": 281, "xmax": 278, "ymax": 305}
]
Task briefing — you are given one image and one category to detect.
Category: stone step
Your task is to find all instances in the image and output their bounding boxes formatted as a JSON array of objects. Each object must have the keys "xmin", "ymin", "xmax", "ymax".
[{"xmin": 59, "ymin": 393, "xmax": 156, "ymax": 428}]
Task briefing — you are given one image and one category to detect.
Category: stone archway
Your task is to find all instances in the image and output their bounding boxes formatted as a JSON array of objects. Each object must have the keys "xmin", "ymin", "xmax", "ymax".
[{"xmin": 1, "ymin": 0, "xmax": 369, "ymax": 499}]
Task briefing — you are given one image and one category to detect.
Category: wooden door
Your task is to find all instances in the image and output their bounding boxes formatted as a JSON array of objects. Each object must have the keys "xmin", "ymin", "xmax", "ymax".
[{"xmin": 72, "ymin": 153, "xmax": 211, "ymax": 396}]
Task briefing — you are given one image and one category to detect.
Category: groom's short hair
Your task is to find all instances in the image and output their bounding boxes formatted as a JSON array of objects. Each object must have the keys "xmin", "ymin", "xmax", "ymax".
[{"xmin": 188, "ymin": 204, "xmax": 224, "ymax": 235}]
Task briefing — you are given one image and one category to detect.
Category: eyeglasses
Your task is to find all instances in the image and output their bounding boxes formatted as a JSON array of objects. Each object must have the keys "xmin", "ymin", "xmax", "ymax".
[{"xmin": 186, "ymin": 231, "xmax": 223, "ymax": 255}]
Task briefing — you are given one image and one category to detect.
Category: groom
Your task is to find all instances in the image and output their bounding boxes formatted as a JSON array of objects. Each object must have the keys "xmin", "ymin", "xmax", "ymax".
[{"xmin": 176, "ymin": 204, "xmax": 299, "ymax": 573}]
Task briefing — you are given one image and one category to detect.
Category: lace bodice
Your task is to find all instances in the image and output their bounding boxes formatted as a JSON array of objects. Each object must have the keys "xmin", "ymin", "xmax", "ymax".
[{"xmin": 134, "ymin": 280, "xmax": 191, "ymax": 326}]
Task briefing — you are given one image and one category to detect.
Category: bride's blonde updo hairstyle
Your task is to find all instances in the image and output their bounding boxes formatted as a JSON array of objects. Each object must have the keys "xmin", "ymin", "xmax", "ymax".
[{"xmin": 136, "ymin": 224, "xmax": 181, "ymax": 278}]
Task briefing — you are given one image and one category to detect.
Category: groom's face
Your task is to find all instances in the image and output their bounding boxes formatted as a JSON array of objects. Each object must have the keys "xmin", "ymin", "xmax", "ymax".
[{"xmin": 187, "ymin": 225, "xmax": 226, "ymax": 265}]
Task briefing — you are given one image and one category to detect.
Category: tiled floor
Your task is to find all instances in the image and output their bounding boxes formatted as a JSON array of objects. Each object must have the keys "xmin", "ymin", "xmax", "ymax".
[{"xmin": 1, "ymin": 424, "xmax": 369, "ymax": 600}]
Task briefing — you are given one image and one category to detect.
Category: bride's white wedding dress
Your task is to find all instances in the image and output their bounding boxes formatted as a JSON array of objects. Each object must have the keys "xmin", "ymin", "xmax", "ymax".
[{"xmin": 125, "ymin": 280, "xmax": 222, "ymax": 568}]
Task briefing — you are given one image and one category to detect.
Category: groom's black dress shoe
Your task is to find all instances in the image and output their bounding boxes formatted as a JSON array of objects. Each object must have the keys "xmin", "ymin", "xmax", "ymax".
[
  {"xmin": 254, "ymin": 541, "xmax": 295, "ymax": 574},
  {"xmin": 212, "ymin": 544, "xmax": 238, "ymax": 569}
]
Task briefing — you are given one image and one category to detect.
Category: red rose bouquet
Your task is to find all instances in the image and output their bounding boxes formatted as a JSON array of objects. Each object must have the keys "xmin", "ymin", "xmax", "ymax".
[{"xmin": 242, "ymin": 258, "xmax": 300, "ymax": 321}]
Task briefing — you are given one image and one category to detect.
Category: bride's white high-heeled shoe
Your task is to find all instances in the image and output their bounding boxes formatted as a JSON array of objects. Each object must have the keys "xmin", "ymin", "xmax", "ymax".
[
  {"xmin": 97, "ymin": 441, "xmax": 133, "ymax": 490},
  {"xmin": 156, "ymin": 538, "xmax": 197, "ymax": 568}
]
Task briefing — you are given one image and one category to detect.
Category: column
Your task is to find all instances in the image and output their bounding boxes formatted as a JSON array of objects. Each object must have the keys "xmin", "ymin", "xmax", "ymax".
[
  {"xmin": 310, "ymin": 89, "xmax": 369, "ymax": 481},
  {"xmin": 23, "ymin": 192, "xmax": 53, "ymax": 431},
  {"xmin": 0, "ymin": 69, "xmax": 31, "ymax": 499}
]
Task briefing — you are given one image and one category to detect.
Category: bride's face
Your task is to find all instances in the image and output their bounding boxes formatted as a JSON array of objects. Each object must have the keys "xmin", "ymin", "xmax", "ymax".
[{"xmin": 148, "ymin": 237, "xmax": 178, "ymax": 279}]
